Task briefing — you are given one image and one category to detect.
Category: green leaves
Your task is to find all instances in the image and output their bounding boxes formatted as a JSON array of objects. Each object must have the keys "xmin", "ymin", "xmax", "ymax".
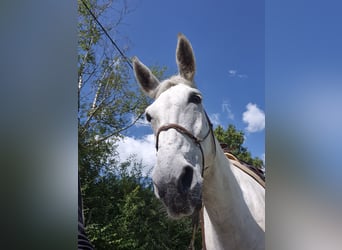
[
  {"xmin": 214, "ymin": 124, "xmax": 264, "ymax": 169},
  {"xmin": 82, "ymin": 161, "xmax": 201, "ymax": 249}
]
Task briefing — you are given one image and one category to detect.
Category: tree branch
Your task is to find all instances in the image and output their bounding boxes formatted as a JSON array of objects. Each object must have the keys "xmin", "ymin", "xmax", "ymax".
[{"xmin": 94, "ymin": 111, "xmax": 144, "ymax": 144}]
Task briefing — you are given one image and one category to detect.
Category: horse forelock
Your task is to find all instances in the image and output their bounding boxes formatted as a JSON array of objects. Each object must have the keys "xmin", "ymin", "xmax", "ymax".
[{"xmin": 154, "ymin": 75, "xmax": 195, "ymax": 98}]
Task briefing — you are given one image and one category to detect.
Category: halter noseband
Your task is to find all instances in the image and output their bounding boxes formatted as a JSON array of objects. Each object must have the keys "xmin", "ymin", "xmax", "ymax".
[{"xmin": 155, "ymin": 112, "xmax": 214, "ymax": 177}]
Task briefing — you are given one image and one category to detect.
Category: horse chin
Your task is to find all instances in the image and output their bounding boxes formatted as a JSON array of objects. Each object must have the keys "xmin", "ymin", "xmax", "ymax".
[
  {"xmin": 162, "ymin": 192, "xmax": 202, "ymax": 219},
  {"xmin": 154, "ymin": 179, "xmax": 203, "ymax": 219},
  {"xmin": 167, "ymin": 208, "xmax": 193, "ymax": 219}
]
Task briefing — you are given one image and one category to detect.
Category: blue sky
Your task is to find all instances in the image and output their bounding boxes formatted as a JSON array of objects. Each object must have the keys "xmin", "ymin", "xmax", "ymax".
[{"xmin": 116, "ymin": 0, "xmax": 265, "ymax": 166}]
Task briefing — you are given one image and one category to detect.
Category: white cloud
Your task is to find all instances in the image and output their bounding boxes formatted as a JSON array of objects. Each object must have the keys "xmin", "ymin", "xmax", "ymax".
[
  {"xmin": 209, "ymin": 113, "xmax": 221, "ymax": 126},
  {"xmin": 116, "ymin": 134, "xmax": 156, "ymax": 176},
  {"xmin": 237, "ymin": 74, "xmax": 248, "ymax": 79},
  {"xmin": 228, "ymin": 69, "xmax": 237, "ymax": 76},
  {"xmin": 242, "ymin": 103, "xmax": 265, "ymax": 133},
  {"xmin": 228, "ymin": 69, "xmax": 248, "ymax": 79},
  {"xmin": 222, "ymin": 101, "xmax": 234, "ymax": 120}
]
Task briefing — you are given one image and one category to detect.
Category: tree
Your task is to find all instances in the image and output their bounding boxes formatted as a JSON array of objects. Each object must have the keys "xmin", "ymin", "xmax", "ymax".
[
  {"xmin": 78, "ymin": 1, "xmax": 198, "ymax": 249},
  {"xmin": 78, "ymin": 0, "xmax": 148, "ymax": 192},
  {"xmin": 78, "ymin": 0, "xmax": 146, "ymax": 245},
  {"xmin": 84, "ymin": 160, "xmax": 202, "ymax": 250},
  {"xmin": 214, "ymin": 124, "xmax": 264, "ymax": 169}
]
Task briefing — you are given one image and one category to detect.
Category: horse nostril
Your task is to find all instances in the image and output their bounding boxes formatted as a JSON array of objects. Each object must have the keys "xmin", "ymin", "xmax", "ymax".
[
  {"xmin": 178, "ymin": 166, "xmax": 193, "ymax": 194},
  {"xmin": 158, "ymin": 188, "xmax": 166, "ymax": 199}
]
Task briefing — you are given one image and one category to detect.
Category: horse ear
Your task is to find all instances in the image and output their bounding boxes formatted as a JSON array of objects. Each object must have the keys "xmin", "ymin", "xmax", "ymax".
[
  {"xmin": 176, "ymin": 33, "xmax": 196, "ymax": 83},
  {"xmin": 132, "ymin": 57, "xmax": 160, "ymax": 99}
]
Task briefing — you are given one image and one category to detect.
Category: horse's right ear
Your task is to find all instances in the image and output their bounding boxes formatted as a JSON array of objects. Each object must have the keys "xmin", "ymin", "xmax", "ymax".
[{"xmin": 132, "ymin": 57, "xmax": 160, "ymax": 99}]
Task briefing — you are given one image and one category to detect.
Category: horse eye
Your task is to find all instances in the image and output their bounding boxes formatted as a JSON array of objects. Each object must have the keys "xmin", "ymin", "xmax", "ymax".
[
  {"xmin": 145, "ymin": 112, "xmax": 152, "ymax": 122},
  {"xmin": 189, "ymin": 94, "xmax": 202, "ymax": 104}
]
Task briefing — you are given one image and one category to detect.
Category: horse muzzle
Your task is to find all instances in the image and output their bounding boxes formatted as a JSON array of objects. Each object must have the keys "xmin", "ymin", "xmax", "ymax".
[{"xmin": 153, "ymin": 169, "xmax": 202, "ymax": 219}]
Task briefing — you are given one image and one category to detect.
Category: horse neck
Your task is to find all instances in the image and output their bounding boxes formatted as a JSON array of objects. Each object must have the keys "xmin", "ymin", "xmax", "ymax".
[
  {"xmin": 202, "ymin": 138, "xmax": 264, "ymax": 249},
  {"xmin": 202, "ymin": 140, "xmax": 245, "ymax": 226}
]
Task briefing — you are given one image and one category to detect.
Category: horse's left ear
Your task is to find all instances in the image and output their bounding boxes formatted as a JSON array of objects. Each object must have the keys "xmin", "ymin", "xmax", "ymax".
[{"xmin": 176, "ymin": 33, "xmax": 196, "ymax": 83}]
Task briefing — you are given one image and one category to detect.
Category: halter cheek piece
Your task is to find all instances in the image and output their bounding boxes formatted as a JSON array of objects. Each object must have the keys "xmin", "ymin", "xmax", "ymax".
[{"xmin": 155, "ymin": 112, "xmax": 214, "ymax": 177}]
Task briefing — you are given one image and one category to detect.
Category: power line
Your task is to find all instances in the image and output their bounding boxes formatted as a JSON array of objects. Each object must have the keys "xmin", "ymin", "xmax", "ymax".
[{"xmin": 81, "ymin": 0, "xmax": 133, "ymax": 70}]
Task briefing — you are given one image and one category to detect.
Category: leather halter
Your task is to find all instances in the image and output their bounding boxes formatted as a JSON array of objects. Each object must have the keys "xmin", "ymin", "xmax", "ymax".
[{"xmin": 155, "ymin": 112, "xmax": 214, "ymax": 177}]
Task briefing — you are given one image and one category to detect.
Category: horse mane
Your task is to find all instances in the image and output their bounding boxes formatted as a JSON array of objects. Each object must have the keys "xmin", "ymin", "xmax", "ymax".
[{"xmin": 154, "ymin": 75, "xmax": 196, "ymax": 98}]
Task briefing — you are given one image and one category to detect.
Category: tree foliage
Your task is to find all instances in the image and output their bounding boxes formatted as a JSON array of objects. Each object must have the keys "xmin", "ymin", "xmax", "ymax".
[
  {"xmin": 78, "ymin": 0, "xmax": 148, "ymax": 190},
  {"xmin": 214, "ymin": 124, "xmax": 264, "ymax": 169},
  {"xmin": 84, "ymin": 161, "xmax": 201, "ymax": 249},
  {"xmin": 78, "ymin": 1, "xmax": 198, "ymax": 249}
]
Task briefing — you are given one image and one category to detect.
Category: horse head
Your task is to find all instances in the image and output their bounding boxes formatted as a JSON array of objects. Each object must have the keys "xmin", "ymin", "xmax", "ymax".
[{"xmin": 133, "ymin": 34, "xmax": 213, "ymax": 218}]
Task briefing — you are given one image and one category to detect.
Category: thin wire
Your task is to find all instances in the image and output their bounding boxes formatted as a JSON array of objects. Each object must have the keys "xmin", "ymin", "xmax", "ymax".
[{"xmin": 81, "ymin": 0, "xmax": 133, "ymax": 70}]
